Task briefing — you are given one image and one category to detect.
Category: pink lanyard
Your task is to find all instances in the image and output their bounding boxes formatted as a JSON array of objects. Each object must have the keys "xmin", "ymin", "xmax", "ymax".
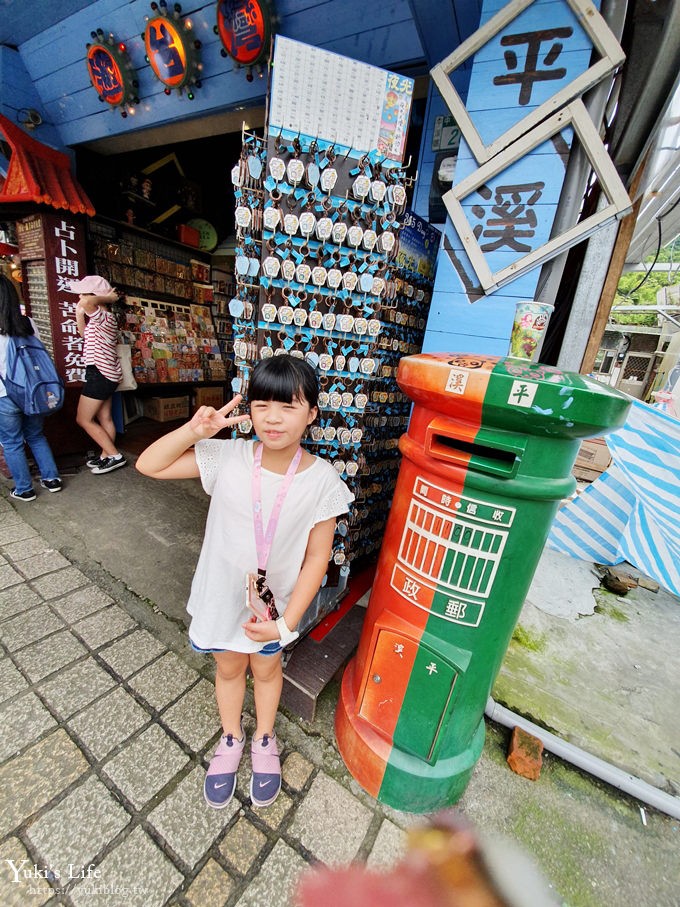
[{"xmin": 252, "ymin": 443, "xmax": 302, "ymax": 574}]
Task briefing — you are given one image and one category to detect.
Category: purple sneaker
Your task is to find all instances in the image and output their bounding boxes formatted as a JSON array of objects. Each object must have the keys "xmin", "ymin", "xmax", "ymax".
[
  {"xmin": 250, "ymin": 733, "xmax": 281, "ymax": 807},
  {"xmin": 204, "ymin": 726, "xmax": 245, "ymax": 809}
]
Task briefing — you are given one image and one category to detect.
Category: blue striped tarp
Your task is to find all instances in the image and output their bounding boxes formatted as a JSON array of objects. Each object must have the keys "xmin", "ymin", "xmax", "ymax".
[{"xmin": 547, "ymin": 398, "xmax": 680, "ymax": 597}]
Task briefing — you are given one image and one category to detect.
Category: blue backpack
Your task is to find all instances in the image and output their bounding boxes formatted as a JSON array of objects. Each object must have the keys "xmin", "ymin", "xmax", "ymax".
[{"xmin": 1, "ymin": 333, "xmax": 65, "ymax": 416}]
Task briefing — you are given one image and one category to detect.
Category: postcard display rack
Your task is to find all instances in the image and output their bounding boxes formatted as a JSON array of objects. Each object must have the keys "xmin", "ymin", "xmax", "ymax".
[
  {"xmin": 228, "ymin": 37, "xmax": 438, "ymax": 606},
  {"xmin": 89, "ymin": 219, "xmax": 229, "ymax": 387},
  {"xmin": 212, "ymin": 268, "xmax": 237, "ymax": 364}
]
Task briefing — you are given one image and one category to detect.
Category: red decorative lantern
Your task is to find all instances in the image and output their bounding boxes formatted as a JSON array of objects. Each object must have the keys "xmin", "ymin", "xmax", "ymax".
[
  {"xmin": 85, "ymin": 29, "xmax": 139, "ymax": 116},
  {"xmin": 215, "ymin": 0, "xmax": 274, "ymax": 79},
  {"xmin": 144, "ymin": 1, "xmax": 202, "ymax": 97}
]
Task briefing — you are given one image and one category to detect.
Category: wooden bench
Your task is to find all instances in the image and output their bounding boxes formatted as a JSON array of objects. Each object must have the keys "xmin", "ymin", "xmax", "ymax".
[{"xmin": 281, "ymin": 605, "xmax": 366, "ymax": 721}]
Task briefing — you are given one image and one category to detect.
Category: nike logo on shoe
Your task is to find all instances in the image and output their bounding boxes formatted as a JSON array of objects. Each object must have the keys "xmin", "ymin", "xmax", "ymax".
[
  {"xmin": 214, "ymin": 782, "xmax": 230, "ymax": 789},
  {"xmin": 258, "ymin": 780, "xmax": 272, "ymax": 788}
]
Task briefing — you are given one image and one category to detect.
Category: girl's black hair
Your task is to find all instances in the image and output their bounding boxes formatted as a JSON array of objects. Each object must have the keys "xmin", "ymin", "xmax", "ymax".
[
  {"xmin": 0, "ymin": 275, "xmax": 33, "ymax": 338},
  {"xmin": 248, "ymin": 355, "xmax": 318, "ymax": 410}
]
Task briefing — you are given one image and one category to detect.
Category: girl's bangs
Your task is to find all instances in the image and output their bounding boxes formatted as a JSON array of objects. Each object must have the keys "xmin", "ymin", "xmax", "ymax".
[
  {"xmin": 248, "ymin": 357, "xmax": 318, "ymax": 408},
  {"xmin": 250, "ymin": 367, "xmax": 301, "ymax": 403}
]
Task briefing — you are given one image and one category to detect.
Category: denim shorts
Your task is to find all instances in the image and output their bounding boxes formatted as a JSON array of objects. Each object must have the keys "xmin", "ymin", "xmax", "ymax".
[
  {"xmin": 190, "ymin": 639, "xmax": 282, "ymax": 657},
  {"xmin": 82, "ymin": 364, "xmax": 119, "ymax": 401}
]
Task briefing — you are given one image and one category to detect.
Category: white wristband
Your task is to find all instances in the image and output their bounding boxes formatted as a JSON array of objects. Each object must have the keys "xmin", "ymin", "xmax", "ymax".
[{"xmin": 276, "ymin": 616, "xmax": 299, "ymax": 646}]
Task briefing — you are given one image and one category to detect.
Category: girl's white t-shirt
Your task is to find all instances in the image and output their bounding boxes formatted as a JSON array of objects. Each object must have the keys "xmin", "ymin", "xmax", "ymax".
[{"xmin": 187, "ymin": 438, "xmax": 354, "ymax": 652}]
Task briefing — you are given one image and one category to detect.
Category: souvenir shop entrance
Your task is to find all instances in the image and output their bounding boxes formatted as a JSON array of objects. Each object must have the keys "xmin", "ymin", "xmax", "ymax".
[
  {"xmin": 6, "ymin": 30, "xmax": 432, "ymax": 717},
  {"xmin": 68, "ymin": 38, "xmax": 433, "ymax": 716}
]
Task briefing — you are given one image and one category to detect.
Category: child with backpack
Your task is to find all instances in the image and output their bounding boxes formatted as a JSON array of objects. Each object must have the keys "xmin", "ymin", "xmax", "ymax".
[{"xmin": 0, "ymin": 275, "xmax": 62, "ymax": 501}]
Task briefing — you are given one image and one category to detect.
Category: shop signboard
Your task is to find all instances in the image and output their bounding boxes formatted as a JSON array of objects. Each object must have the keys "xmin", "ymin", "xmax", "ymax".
[
  {"xmin": 442, "ymin": 99, "xmax": 631, "ymax": 292},
  {"xmin": 145, "ymin": 17, "xmax": 188, "ymax": 89},
  {"xmin": 144, "ymin": 10, "xmax": 202, "ymax": 96},
  {"xmin": 431, "ymin": 0, "xmax": 625, "ymax": 164},
  {"xmin": 45, "ymin": 215, "xmax": 87, "ymax": 383},
  {"xmin": 87, "ymin": 44, "xmax": 125, "ymax": 105},
  {"xmin": 216, "ymin": 0, "xmax": 273, "ymax": 67},
  {"xmin": 85, "ymin": 34, "xmax": 138, "ymax": 114},
  {"xmin": 423, "ymin": 0, "xmax": 629, "ymax": 305},
  {"xmin": 17, "ymin": 213, "xmax": 86, "ymax": 379}
]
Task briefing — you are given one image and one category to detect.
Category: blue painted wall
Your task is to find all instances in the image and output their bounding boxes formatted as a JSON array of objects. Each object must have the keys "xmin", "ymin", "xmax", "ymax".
[
  {"xmin": 2, "ymin": 0, "xmax": 610, "ymax": 362},
  {"xmin": 420, "ymin": 0, "xmax": 605, "ymax": 358},
  {"xmin": 12, "ymin": 0, "xmax": 425, "ymax": 150},
  {"xmin": 0, "ymin": 45, "xmax": 64, "ymax": 151}
]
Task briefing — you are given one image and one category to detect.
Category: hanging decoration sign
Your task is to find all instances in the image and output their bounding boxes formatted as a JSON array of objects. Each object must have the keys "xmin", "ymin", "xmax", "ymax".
[
  {"xmin": 144, "ymin": 1, "xmax": 203, "ymax": 97},
  {"xmin": 216, "ymin": 0, "xmax": 273, "ymax": 75},
  {"xmin": 397, "ymin": 211, "xmax": 442, "ymax": 280},
  {"xmin": 85, "ymin": 29, "xmax": 139, "ymax": 117}
]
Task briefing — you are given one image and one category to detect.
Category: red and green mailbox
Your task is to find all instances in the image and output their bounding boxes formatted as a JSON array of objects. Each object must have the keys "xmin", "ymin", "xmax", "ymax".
[{"xmin": 336, "ymin": 352, "xmax": 631, "ymax": 812}]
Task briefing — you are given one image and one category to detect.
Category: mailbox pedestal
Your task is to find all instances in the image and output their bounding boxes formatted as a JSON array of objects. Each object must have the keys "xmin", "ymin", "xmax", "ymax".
[{"xmin": 336, "ymin": 353, "xmax": 630, "ymax": 812}]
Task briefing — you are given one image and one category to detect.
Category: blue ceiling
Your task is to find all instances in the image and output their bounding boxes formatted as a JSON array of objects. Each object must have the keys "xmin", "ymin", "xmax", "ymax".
[{"xmin": 0, "ymin": 0, "xmax": 93, "ymax": 46}]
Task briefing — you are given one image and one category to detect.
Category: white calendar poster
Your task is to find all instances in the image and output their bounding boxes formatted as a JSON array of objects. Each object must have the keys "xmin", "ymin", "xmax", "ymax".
[{"xmin": 269, "ymin": 36, "xmax": 414, "ymax": 162}]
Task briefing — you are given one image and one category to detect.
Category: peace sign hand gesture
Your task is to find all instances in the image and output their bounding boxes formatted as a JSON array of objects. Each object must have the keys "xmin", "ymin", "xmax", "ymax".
[{"xmin": 188, "ymin": 394, "xmax": 244, "ymax": 440}]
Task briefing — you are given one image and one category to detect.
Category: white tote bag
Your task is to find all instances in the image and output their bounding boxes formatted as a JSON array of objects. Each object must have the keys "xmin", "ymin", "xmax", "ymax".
[{"xmin": 116, "ymin": 343, "xmax": 138, "ymax": 392}]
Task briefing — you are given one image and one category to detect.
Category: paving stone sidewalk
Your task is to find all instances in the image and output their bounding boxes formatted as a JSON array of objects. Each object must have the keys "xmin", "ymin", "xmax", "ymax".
[
  {"xmin": 0, "ymin": 494, "xmax": 411, "ymax": 907},
  {"xmin": 1, "ymin": 491, "xmax": 678, "ymax": 907}
]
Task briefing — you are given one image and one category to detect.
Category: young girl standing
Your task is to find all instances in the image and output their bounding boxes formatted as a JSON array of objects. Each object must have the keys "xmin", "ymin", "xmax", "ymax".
[
  {"xmin": 67, "ymin": 275, "xmax": 125, "ymax": 474},
  {"xmin": 136, "ymin": 356, "xmax": 353, "ymax": 808}
]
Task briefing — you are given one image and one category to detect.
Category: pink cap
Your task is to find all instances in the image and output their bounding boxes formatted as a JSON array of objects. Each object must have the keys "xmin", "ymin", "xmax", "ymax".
[{"xmin": 66, "ymin": 275, "xmax": 117, "ymax": 298}]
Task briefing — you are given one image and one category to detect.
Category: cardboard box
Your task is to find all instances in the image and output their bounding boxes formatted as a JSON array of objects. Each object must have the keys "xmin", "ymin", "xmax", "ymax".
[
  {"xmin": 573, "ymin": 438, "xmax": 611, "ymax": 481},
  {"xmin": 144, "ymin": 396, "xmax": 190, "ymax": 422},
  {"xmin": 193, "ymin": 386, "xmax": 224, "ymax": 409}
]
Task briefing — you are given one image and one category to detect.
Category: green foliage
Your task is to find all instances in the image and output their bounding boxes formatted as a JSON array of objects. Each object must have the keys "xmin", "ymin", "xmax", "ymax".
[
  {"xmin": 612, "ymin": 240, "xmax": 679, "ymax": 325},
  {"xmin": 511, "ymin": 624, "xmax": 547, "ymax": 652},
  {"xmin": 655, "ymin": 237, "xmax": 680, "ymax": 263}
]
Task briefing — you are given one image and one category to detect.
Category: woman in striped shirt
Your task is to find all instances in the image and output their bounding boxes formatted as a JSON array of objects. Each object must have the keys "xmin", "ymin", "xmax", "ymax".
[{"xmin": 68, "ymin": 275, "xmax": 126, "ymax": 474}]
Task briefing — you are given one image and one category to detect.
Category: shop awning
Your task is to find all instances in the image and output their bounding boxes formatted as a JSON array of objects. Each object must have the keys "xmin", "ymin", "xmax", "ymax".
[
  {"xmin": 548, "ymin": 399, "xmax": 680, "ymax": 598},
  {"xmin": 0, "ymin": 114, "xmax": 95, "ymax": 216}
]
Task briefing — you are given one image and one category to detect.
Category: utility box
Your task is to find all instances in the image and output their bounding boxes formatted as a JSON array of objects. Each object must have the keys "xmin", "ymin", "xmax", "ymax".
[{"xmin": 336, "ymin": 353, "xmax": 631, "ymax": 812}]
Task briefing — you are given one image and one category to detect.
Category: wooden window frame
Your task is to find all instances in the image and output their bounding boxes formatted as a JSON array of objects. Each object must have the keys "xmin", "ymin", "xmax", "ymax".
[
  {"xmin": 430, "ymin": 0, "xmax": 625, "ymax": 164},
  {"xmin": 442, "ymin": 100, "xmax": 632, "ymax": 292}
]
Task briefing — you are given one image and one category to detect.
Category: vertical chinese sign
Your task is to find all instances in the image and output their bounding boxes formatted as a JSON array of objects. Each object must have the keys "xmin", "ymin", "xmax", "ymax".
[
  {"xmin": 17, "ymin": 213, "xmax": 88, "ymax": 385},
  {"xmin": 84, "ymin": 34, "xmax": 139, "ymax": 116},
  {"xmin": 433, "ymin": 0, "xmax": 625, "ymax": 163}
]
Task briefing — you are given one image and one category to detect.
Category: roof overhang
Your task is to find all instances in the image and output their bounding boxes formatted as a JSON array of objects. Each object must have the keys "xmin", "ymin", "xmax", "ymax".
[
  {"xmin": 625, "ymin": 75, "xmax": 680, "ymax": 263},
  {"xmin": 0, "ymin": 114, "xmax": 95, "ymax": 217}
]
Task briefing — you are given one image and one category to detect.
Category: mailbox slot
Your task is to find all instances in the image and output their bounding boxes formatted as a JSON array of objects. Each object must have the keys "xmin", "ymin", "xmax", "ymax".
[{"xmin": 425, "ymin": 419, "xmax": 525, "ymax": 478}]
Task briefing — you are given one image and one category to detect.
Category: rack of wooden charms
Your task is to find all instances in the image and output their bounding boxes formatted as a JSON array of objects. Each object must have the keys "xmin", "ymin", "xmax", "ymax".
[{"xmin": 227, "ymin": 129, "xmax": 438, "ymax": 585}]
